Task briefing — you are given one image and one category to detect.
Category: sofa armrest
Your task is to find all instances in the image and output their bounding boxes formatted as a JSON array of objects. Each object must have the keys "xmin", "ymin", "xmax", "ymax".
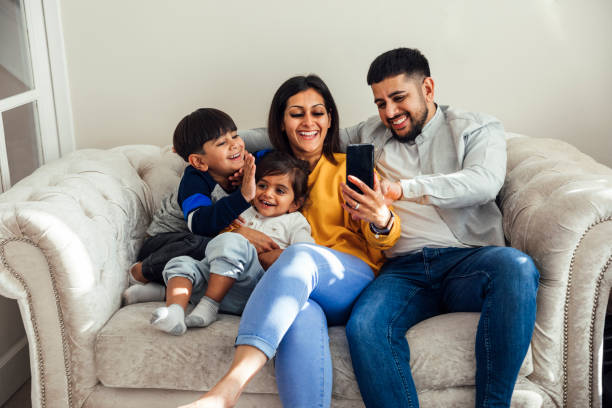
[
  {"xmin": 0, "ymin": 147, "xmax": 168, "ymax": 408},
  {"xmin": 0, "ymin": 234, "xmax": 81, "ymax": 408},
  {"xmin": 500, "ymin": 136, "xmax": 612, "ymax": 408}
]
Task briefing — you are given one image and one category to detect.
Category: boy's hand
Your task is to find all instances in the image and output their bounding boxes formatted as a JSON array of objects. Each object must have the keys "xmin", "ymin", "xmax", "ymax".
[
  {"xmin": 241, "ymin": 153, "xmax": 256, "ymax": 202},
  {"xmin": 229, "ymin": 167, "xmax": 244, "ymax": 187},
  {"xmin": 230, "ymin": 216, "xmax": 246, "ymax": 229}
]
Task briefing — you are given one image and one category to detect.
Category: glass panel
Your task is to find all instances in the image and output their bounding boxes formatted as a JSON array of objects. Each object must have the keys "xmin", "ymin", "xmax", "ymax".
[
  {"xmin": 0, "ymin": 0, "xmax": 34, "ymax": 99},
  {"xmin": 2, "ymin": 102, "xmax": 41, "ymax": 186}
]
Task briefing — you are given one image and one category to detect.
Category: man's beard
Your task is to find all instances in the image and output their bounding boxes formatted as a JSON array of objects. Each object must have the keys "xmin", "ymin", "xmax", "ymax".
[{"xmin": 390, "ymin": 105, "xmax": 428, "ymax": 144}]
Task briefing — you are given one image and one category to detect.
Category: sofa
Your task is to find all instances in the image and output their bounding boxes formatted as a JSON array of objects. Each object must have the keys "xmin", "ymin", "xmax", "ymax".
[{"xmin": 0, "ymin": 134, "xmax": 611, "ymax": 408}]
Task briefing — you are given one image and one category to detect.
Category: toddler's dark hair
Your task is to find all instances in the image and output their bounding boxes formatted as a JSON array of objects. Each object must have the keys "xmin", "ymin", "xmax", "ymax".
[
  {"xmin": 255, "ymin": 151, "xmax": 310, "ymax": 208},
  {"xmin": 173, "ymin": 108, "xmax": 237, "ymax": 162}
]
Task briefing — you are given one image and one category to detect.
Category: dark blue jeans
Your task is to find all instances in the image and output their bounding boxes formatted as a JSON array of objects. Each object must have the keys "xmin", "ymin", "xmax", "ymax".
[{"xmin": 346, "ymin": 246, "xmax": 539, "ymax": 408}]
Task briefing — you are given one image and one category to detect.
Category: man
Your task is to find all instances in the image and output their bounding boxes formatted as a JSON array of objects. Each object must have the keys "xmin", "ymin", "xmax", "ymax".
[{"xmin": 342, "ymin": 48, "xmax": 539, "ymax": 407}]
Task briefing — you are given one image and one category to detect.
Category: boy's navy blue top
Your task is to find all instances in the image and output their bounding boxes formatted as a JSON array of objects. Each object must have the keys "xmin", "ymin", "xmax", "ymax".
[{"xmin": 177, "ymin": 149, "xmax": 270, "ymax": 237}]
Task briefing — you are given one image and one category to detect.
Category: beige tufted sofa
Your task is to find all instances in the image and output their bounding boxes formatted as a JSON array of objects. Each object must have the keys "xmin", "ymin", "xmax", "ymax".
[{"xmin": 0, "ymin": 135, "xmax": 611, "ymax": 408}]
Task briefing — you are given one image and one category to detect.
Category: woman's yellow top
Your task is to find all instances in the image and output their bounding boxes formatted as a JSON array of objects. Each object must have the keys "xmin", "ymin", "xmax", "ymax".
[{"xmin": 301, "ymin": 153, "xmax": 400, "ymax": 274}]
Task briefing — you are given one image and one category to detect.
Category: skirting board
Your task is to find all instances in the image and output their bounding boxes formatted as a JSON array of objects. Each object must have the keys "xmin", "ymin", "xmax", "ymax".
[{"xmin": 0, "ymin": 336, "xmax": 30, "ymax": 406}]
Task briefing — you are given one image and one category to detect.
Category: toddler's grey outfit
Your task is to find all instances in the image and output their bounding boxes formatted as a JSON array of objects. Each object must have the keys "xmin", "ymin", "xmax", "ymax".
[{"xmin": 162, "ymin": 207, "xmax": 314, "ymax": 314}]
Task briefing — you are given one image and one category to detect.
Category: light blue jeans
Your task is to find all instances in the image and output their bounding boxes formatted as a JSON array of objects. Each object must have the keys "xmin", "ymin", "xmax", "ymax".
[
  {"xmin": 163, "ymin": 232, "xmax": 265, "ymax": 315},
  {"xmin": 346, "ymin": 246, "xmax": 539, "ymax": 408},
  {"xmin": 235, "ymin": 243, "xmax": 375, "ymax": 408}
]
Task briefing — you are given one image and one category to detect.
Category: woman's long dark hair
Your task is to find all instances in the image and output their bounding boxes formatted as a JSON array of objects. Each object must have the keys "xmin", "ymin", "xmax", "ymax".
[{"xmin": 267, "ymin": 75, "xmax": 340, "ymax": 165}]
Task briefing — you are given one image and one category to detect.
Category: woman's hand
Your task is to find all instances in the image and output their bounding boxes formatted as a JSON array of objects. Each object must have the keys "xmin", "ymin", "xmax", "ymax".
[
  {"xmin": 341, "ymin": 174, "xmax": 392, "ymax": 229},
  {"xmin": 234, "ymin": 226, "xmax": 280, "ymax": 254},
  {"xmin": 240, "ymin": 153, "xmax": 256, "ymax": 201}
]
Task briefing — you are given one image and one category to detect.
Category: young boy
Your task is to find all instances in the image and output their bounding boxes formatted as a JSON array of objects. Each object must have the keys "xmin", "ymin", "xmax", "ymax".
[
  {"xmin": 151, "ymin": 150, "xmax": 314, "ymax": 335},
  {"xmin": 123, "ymin": 108, "xmax": 269, "ymax": 305}
]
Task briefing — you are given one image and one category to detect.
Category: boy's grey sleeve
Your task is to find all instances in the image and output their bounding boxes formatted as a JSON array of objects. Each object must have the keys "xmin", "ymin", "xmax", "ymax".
[{"xmin": 240, "ymin": 128, "xmax": 273, "ymax": 152}]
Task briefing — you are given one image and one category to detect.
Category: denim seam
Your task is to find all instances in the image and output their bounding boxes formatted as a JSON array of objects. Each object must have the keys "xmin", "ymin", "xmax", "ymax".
[
  {"xmin": 444, "ymin": 270, "xmax": 489, "ymax": 281},
  {"xmin": 386, "ymin": 287, "xmax": 418, "ymax": 408},
  {"xmin": 482, "ymin": 280, "xmax": 492, "ymax": 408},
  {"xmin": 422, "ymin": 255, "xmax": 431, "ymax": 283},
  {"xmin": 318, "ymin": 320, "xmax": 325, "ymax": 408}
]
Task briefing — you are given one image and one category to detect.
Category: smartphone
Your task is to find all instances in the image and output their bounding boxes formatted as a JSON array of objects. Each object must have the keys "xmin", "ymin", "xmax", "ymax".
[{"xmin": 346, "ymin": 143, "xmax": 374, "ymax": 194}]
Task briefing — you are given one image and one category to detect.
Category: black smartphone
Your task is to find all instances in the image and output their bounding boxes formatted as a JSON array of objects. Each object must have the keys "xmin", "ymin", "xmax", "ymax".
[{"xmin": 346, "ymin": 143, "xmax": 374, "ymax": 194}]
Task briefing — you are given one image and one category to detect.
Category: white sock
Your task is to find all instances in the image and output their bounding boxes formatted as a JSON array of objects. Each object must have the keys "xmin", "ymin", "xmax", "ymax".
[
  {"xmin": 128, "ymin": 263, "xmax": 141, "ymax": 285},
  {"xmin": 185, "ymin": 296, "xmax": 220, "ymax": 328},
  {"xmin": 150, "ymin": 304, "xmax": 186, "ymax": 335},
  {"xmin": 122, "ymin": 282, "xmax": 165, "ymax": 305}
]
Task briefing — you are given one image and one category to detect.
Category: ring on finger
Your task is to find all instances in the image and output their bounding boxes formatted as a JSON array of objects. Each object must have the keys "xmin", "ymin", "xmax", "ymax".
[{"xmin": 354, "ymin": 202, "xmax": 360, "ymax": 210}]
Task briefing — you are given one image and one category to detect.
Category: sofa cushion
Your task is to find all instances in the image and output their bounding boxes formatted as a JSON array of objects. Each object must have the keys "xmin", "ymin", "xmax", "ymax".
[
  {"xmin": 406, "ymin": 313, "xmax": 533, "ymax": 391},
  {"xmin": 96, "ymin": 305, "xmax": 533, "ymax": 398}
]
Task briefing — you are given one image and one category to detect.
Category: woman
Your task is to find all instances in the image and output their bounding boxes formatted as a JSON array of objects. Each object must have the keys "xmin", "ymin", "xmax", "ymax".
[{"xmin": 180, "ymin": 75, "xmax": 400, "ymax": 408}]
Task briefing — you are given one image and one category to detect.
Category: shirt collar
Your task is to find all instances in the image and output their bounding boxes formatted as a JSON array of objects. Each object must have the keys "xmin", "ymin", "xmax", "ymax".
[{"xmin": 415, "ymin": 103, "xmax": 441, "ymax": 145}]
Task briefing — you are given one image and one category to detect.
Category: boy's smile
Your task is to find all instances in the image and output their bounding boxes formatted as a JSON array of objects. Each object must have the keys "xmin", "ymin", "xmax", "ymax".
[{"xmin": 193, "ymin": 131, "xmax": 246, "ymax": 180}]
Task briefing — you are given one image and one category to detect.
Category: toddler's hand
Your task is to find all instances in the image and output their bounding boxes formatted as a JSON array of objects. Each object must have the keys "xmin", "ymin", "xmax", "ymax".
[{"xmin": 240, "ymin": 154, "xmax": 256, "ymax": 202}]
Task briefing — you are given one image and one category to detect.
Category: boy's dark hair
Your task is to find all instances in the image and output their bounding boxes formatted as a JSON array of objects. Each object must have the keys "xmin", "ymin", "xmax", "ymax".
[
  {"xmin": 367, "ymin": 48, "xmax": 431, "ymax": 85},
  {"xmin": 255, "ymin": 151, "xmax": 310, "ymax": 208},
  {"xmin": 268, "ymin": 75, "xmax": 340, "ymax": 165},
  {"xmin": 173, "ymin": 108, "xmax": 237, "ymax": 162}
]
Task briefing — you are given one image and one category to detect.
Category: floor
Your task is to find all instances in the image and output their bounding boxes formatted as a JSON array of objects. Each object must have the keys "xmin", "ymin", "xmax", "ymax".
[{"xmin": 1, "ymin": 380, "xmax": 30, "ymax": 408}]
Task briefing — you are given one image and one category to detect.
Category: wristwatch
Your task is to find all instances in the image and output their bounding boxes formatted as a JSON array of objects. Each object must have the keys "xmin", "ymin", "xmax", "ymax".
[{"xmin": 369, "ymin": 211, "xmax": 394, "ymax": 238}]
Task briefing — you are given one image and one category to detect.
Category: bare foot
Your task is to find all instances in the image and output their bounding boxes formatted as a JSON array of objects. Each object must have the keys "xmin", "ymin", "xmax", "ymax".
[{"xmin": 177, "ymin": 378, "xmax": 241, "ymax": 408}]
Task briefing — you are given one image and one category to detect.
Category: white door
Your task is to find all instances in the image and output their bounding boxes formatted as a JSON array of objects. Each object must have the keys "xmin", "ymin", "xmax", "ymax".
[{"xmin": 0, "ymin": 0, "xmax": 62, "ymax": 192}]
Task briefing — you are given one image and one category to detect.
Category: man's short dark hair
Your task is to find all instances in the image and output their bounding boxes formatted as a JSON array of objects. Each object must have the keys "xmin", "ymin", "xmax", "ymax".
[
  {"xmin": 173, "ymin": 108, "xmax": 237, "ymax": 162},
  {"xmin": 367, "ymin": 48, "xmax": 431, "ymax": 85}
]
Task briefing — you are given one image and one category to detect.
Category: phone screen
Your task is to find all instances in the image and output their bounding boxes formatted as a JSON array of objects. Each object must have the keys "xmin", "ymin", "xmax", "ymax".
[{"xmin": 346, "ymin": 143, "xmax": 374, "ymax": 194}]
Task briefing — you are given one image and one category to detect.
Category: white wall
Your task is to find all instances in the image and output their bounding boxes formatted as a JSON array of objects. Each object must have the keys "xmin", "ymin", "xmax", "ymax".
[{"xmin": 59, "ymin": 0, "xmax": 612, "ymax": 167}]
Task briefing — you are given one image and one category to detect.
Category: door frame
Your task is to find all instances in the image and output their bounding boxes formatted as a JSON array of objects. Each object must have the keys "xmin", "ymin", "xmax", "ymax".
[{"xmin": 0, "ymin": 0, "xmax": 74, "ymax": 191}]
